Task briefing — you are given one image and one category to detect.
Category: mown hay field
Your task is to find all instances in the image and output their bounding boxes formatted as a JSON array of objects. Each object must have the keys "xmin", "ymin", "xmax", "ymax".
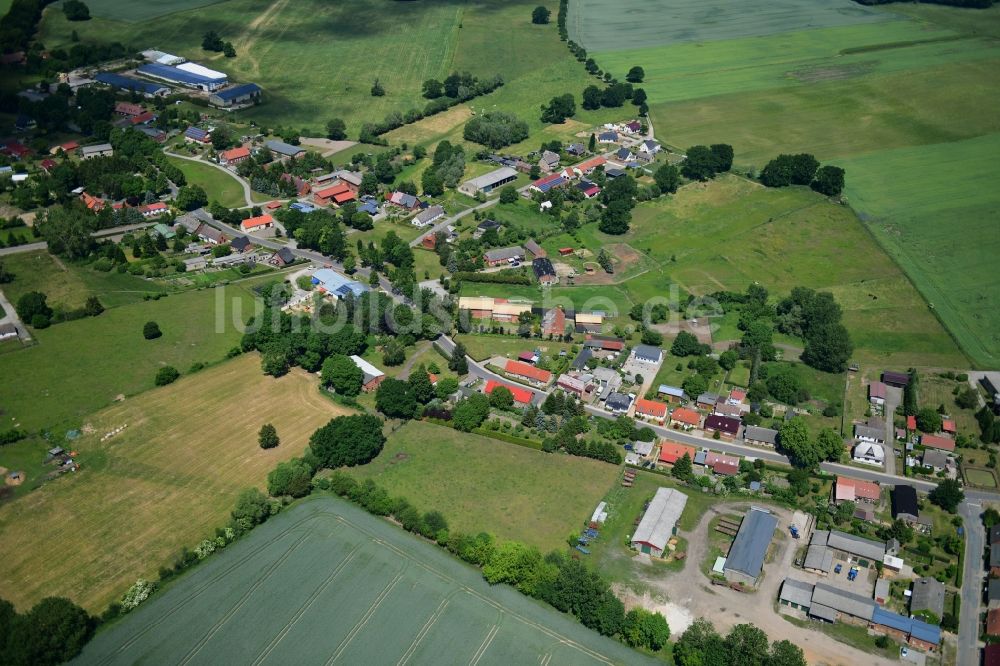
[
  {"xmin": 0, "ymin": 283, "xmax": 260, "ymax": 432},
  {"xmin": 346, "ymin": 420, "xmax": 619, "ymax": 553},
  {"xmin": 0, "ymin": 353, "xmax": 350, "ymax": 613},
  {"xmin": 76, "ymin": 497, "xmax": 654, "ymax": 665}
]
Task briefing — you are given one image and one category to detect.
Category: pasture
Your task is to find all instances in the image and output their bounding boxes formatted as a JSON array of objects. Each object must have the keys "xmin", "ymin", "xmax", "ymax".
[
  {"xmin": 166, "ymin": 157, "xmax": 249, "ymax": 209},
  {"xmin": 76, "ymin": 497, "xmax": 653, "ymax": 666},
  {"xmin": 77, "ymin": 0, "xmax": 224, "ymax": 22},
  {"xmin": 616, "ymin": 175, "xmax": 966, "ymax": 368},
  {"xmin": 567, "ymin": 0, "xmax": 890, "ymax": 52},
  {"xmin": 0, "ymin": 250, "xmax": 165, "ymax": 311},
  {"xmin": 0, "ymin": 354, "xmax": 349, "ymax": 613},
  {"xmin": 0, "ymin": 283, "xmax": 258, "ymax": 431},
  {"xmin": 837, "ymin": 133, "xmax": 1000, "ymax": 368},
  {"xmin": 346, "ymin": 421, "xmax": 619, "ymax": 553}
]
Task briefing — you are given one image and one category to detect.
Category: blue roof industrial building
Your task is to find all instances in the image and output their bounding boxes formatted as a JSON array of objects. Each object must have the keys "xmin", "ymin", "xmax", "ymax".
[{"xmin": 137, "ymin": 63, "xmax": 227, "ymax": 91}]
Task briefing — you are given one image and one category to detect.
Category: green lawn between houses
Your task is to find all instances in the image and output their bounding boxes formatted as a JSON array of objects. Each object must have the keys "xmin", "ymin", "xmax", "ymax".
[
  {"xmin": 167, "ymin": 157, "xmax": 249, "ymax": 209},
  {"xmin": 345, "ymin": 420, "xmax": 619, "ymax": 553}
]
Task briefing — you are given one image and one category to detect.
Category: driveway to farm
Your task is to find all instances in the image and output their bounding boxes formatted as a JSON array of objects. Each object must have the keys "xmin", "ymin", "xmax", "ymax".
[
  {"xmin": 164, "ymin": 151, "xmax": 256, "ymax": 207},
  {"xmin": 0, "ymin": 287, "xmax": 31, "ymax": 343},
  {"xmin": 641, "ymin": 502, "xmax": 894, "ymax": 666}
]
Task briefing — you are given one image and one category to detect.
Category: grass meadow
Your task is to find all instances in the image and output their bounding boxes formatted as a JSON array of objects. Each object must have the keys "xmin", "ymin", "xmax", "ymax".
[
  {"xmin": 166, "ymin": 157, "xmax": 248, "ymax": 209},
  {"xmin": 0, "ymin": 250, "xmax": 166, "ymax": 311},
  {"xmin": 346, "ymin": 420, "xmax": 619, "ymax": 552},
  {"xmin": 76, "ymin": 497, "xmax": 654, "ymax": 666},
  {"xmin": 0, "ymin": 354, "xmax": 350, "ymax": 613},
  {"xmin": 0, "ymin": 283, "xmax": 259, "ymax": 431}
]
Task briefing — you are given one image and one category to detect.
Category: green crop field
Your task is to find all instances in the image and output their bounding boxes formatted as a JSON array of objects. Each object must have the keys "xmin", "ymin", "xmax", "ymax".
[
  {"xmin": 76, "ymin": 497, "xmax": 653, "ymax": 665},
  {"xmin": 167, "ymin": 157, "xmax": 249, "ymax": 209},
  {"xmin": 837, "ymin": 134, "xmax": 1000, "ymax": 368},
  {"xmin": 567, "ymin": 0, "xmax": 891, "ymax": 52},
  {"xmin": 79, "ymin": 0, "xmax": 225, "ymax": 22},
  {"xmin": 346, "ymin": 421, "xmax": 619, "ymax": 552},
  {"xmin": 0, "ymin": 250, "xmax": 166, "ymax": 311},
  {"xmin": 0, "ymin": 283, "xmax": 259, "ymax": 432},
  {"xmin": 0, "ymin": 354, "xmax": 350, "ymax": 612},
  {"xmin": 568, "ymin": 0, "xmax": 1000, "ymax": 367}
]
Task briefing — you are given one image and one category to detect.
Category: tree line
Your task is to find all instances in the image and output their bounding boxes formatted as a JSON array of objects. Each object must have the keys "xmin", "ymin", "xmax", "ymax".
[{"xmin": 760, "ymin": 153, "xmax": 845, "ymax": 197}]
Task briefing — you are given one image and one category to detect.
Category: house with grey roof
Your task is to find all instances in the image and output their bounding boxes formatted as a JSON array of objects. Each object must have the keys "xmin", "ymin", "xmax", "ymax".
[
  {"xmin": 854, "ymin": 422, "xmax": 885, "ymax": 444},
  {"xmin": 779, "ymin": 578, "xmax": 814, "ymax": 611},
  {"xmin": 630, "ymin": 488, "xmax": 688, "ymax": 557},
  {"xmin": 921, "ymin": 449, "xmax": 955, "ymax": 472},
  {"xmin": 744, "ymin": 426, "xmax": 778, "ymax": 448},
  {"xmin": 538, "ymin": 150, "xmax": 560, "ymax": 172},
  {"xmin": 910, "ymin": 577, "xmax": 945, "ymax": 618},
  {"xmin": 723, "ymin": 508, "xmax": 778, "ymax": 586},
  {"xmin": 820, "ymin": 529, "xmax": 887, "ymax": 563},
  {"xmin": 810, "ymin": 583, "xmax": 877, "ymax": 623},
  {"xmin": 174, "ymin": 212, "xmax": 201, "ymax": 234},
  {"xmin": 81, "ymin": 143, "xmax": 114, "ymax": 159},
  {"xmin": 265, "ymin": 139, "xmax": 305, "ymax": 159},
  {"xmin": 411, "ymin": 205, "xmax": 445, "ymax": 228},
  {"xmin": 658, "ymin": 385, "xmax": 685, "ymax": 402},
  {"xmin": 593, "ymin": 367, "xmax": 621, "ymax": 400},
  {"xmin": 606, "ymin": 392, "xmax": 632, "ymax": 414},
  {"xmin": 632, "ymin": 344, "xmax": 662, "ymax": 364},
  {"xmin": 483, "ymin": 246, "xmax": 524, "ymax": 266}
]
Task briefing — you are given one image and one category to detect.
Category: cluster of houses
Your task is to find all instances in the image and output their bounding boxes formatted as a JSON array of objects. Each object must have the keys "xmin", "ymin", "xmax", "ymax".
[
  {"xmin": 854, "ymin": 370, "xmax": 960, "ymax": 472},
  {"xmin": 172, "ymin": 212, "xmax": 297, "ymax": 272},
  {"xmin": 457, "ymin": 299, "xmax": 605, "ymax": 334}
]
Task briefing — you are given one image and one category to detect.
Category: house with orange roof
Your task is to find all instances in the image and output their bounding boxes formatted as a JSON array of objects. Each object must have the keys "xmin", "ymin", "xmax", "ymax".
[
  {"xmin": 80, "ymin": 192, "xmax": 105, "ymax": 212},
  {"xmin": 220, "ymin": 146, "xmax": 251, "ymax": 165},
  {"xmin": 669, "ymin": 407, "xmax": 700, "ymax": 429},
  {"xmin": 941, "ymin": 419, "xmax": 956, "ymax": 434},
  {"xmin": 987, "ymin": 608, "xmax": 1000, "ymax": 637},
  {"xmin": 572, "ymin": 155, "xmax": 606, "ymax": 177},
  {"xmin": 49, "ymin": 140, "xmax": 78, "ymax": 155},
  {"xmin": 834, "ymin": 476, "xmax": 881, "ymax": 504},
  {"xmin": 504, "ymin": 360, "xmax": 552, "ymax": 386},
  {"xmin": 658, "ymin": 441, "xmax": 696, "ymax": 466},
  {"xmin": 313, "ymin": 181, "xmax": 357, "ymax": 206},
  {"xmin": 920, "ymin": 434, "xmax": 955, "ymax": 452},
  {"xmin": 240, "ymin": 214, "xmax": 275, "ymax": 233},
  {"xmin": 484, "ymin": 379, "xmax": 533, "ymax": 406},
  {"xmin": 635, "ymin": 398, "xmax": 668, "ymax": 424},
  {"xmin": 907, "ymin": 415, "xmax": 917, "ymax": 431}
]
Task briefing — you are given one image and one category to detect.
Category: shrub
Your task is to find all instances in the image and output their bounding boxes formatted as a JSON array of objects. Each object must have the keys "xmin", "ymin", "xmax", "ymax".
[
  {"xmin": 154, "ymin": 366, "xmax": 179, "ymax": 386},
  {"xmin": 143, "ymin": 321, "xmax": 162, "ymax": 339}
]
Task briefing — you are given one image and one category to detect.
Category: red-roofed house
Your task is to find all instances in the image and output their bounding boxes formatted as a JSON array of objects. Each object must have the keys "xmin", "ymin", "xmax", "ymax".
[
  {"xmin": 130, "ymin": 111, "xmax": 157, "ymax": 126},
  {"xmin": 115, "ymin": 101, "xmax": 144, "ymax": 117},
  {"xmin": 50, "ymin": 140, "xmax": 78, "ymax": 155},
  {"xmin": 670, "ymin": 407, "xmax": 700, "ymax": 429},
  {"xmin": 987, "ymin": 608, "xmax": 1000, "ymax": 637},
  {"xmin": 907, "ymin": 415, "xmax": 916, "ymax": 431},
  {"xmin": 921, "ymin": 434, "xmax": 955, "ymax": 452},
  {"xmin": 484, "ymin": 379, "xmax": 533, "ymax": 406},
  {"xmin": 558, "ymin": 247, "xmax": 574, "ymax": 256},
  {"xmin": 220, "ymin": 146, "xmax": 251, "ymax": 165},
  {"xmin": 40, "ymin": 158, "xmax": 57, "ymax": 173},
  {"xmin": 635, "ymin": 398, "xmax": 668, "ymax": 424},
  {"xmin": 265, "ymin": 200, "xmax": 282, "ymax": 210},
  {"xmin": 868, "ymin": 381, "xmax": 887, "ymax": 406},
  {"xmin": 240, "ymin": 214, "xmax": 275, "ymax": 233},
  {"xmin": 942, "ymin": 419, "xmax": 956, "ymax": 434},
  {"xmin": 542, "ymin": 307, "xmax": 565, "ymax": 336},
  {"xmin": 421, "ymin": 235, "xmax": 437, "ymax": 250},
  {"xmin": 1, "ymin": 141, "xmax": 32, "ymax": 159},
  {"xmin": 573, "ymin": 155, "xmax": 606, "ymax": 177},
  {"xmin": 313, "ymin": 182, "xmax": 357, "ymax": 206},
  {"xmin": 658, "ymin": 441, "xmax": 696, "ymax": 465},
  {"xmin": 504, "ymin": 360, "xmax": 552, "ymax": 386},
  {"xmin": 728, "ymin": 389, "xmax": 746, "ymax": 404},
  {"xmin": 835, "ymin": 476, "xmax": 881, "ymax": 504},
  {"xmin": 138, "ymin": 201, "xmax": 168, "ymax": 218},
  {"xmin": 584, "ymin": 334, "xmax": 625, "ymax": 352},
  {"xmin": 80, "ymin": 192, "xmax": 105, "ymax": 212},
  {"xmin": 713, "ymin": 459, "xmax": 740, "ymax": 476}
]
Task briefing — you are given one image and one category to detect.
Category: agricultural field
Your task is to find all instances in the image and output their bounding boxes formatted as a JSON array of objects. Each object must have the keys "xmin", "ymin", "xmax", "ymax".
[
  {"xmin": 166, "ymin": 157, "xmax": 249, "ymax": 209},
  {"xmin": 81, "ymin": 0, "xmax": 224, "ymax": 22},
  {"xmin": 0, "ymin": 250, "xmax": 166, "ymax": 311},
  {"xmin": 0, "ymin": 353, "xmax": 350, "ymax": 613},
  {"xmin": 568, "ymin": 0, "xmax": 1000, "ymax": 367},
  {"xmin": 76, "ymin": 497, "xmax": 654, "ymax": 666},
  {"xmin": 0, "ymin": 283, "xmax": 258, "ymax": 432},
  {"xmin": 346, "ymin": 420, "xmax": 619, "ymax": 552}
]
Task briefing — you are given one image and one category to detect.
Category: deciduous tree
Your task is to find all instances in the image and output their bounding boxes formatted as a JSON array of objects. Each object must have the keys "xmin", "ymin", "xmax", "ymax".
[{"xmin": 309, "ymin": 414, "xmax": 386, "ymax": 468}]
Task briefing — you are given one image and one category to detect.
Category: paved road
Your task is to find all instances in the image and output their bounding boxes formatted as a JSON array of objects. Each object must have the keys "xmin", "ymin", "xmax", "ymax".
[
  {"xmin": 959, "ymin": 501, "xmax": 986, "ymax": 666},
  {"xmin": 0, "ymin": 241, "xmax": 47, "ymax": 256},
  {"xmin": 165, "ymin": 151, "xmax": 257, "ymax": 208}
]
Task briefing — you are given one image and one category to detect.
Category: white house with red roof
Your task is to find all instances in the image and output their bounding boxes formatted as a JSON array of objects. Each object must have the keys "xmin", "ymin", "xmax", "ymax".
[{"xmin": 240, "ymin": 214, "xmax": 275, "ymax": 233}]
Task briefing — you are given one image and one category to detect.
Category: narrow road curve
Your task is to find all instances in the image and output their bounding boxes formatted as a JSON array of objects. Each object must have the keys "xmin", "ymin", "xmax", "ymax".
[{"xmin": 164, "ymin": 151, "xmax": 256, "ymax": 208}]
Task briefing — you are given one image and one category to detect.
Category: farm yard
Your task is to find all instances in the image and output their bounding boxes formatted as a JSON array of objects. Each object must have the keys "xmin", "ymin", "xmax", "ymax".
[
  {"xmin": 0, "ymin": 353, "xmax": 349, "ymax": 613},
  {"xmin": 569, "ymin": 0, "xmax": 1000, "ymax": 367},
  {"xmin": 345, "ymin": 421, "xmax": 619, "ymax": 553},
  {"xmin": 76, "ymin": 497, "xmax": 654, "ymax": 666},
  {"xmin": 0, "ymin": 284, "xmax": 258, "ymax": 432}
]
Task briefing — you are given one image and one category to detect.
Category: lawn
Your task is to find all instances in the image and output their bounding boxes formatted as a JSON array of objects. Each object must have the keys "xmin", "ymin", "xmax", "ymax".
[
  {"xmin": 0, "ymin": 283, "xmax": 258, "ymax": 432},
  {"xmin": 964, "ymin": 467, "xmax": 998, "ymax": 489},
  {"xmin": 0, "ymin": 354, "xmax": 350, "ymax": 613},
  {"xmin": 0, "ymin": 250, "xmax": 167, "ymax": 311},
  {"xmin": 346, "ymin": 420, "xmax": 619, "ymax": 553},
  {"xmin": 621, "ymin": 176, "xmax": 966, "ymax": 368},
  {"xmin": 76, "ymin": 497, "xmax": 654, "ymax": 666},
  {"xmin": 454, "ymin": 333, "xmax": 574, "ymax": 363},
  {"xmin": 77, "ymin": 0, "xmax": 225, "ymax": 22},
  {"xmin": 167, "ymin": 157, "xmax": 248, "ymax": 209}
]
